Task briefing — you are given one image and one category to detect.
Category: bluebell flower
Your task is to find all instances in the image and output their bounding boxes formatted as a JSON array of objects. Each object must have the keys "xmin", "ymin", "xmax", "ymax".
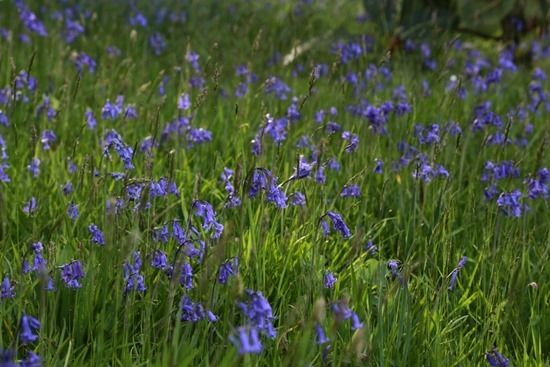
[
  {"xmin": 525, "ymin": 168, "xmax": 549, "ymax": 199},
  {"xmin": 40, "ymin": 130, "xmax": 56, "ymax": 150},
  {"xmin": 20, "ymin": 314, "xmax": 41, "ymax": 344},
  {"xmin": 350, "ymin": 312, "xmax": 364, "ymax": 330},
  {"xmin": 340, "ymin": 184, "xmax": 360, "ymax": 198},
  {"xmin": 0, "ymin": 349, "xmax": 17, "ymax": 367},
  {"xmin": 62, "ymin": 181, "xmax": 74, "ymax": 195},
  {"xmin": 238, "ymin": 289, "xmax": 277, "ymax": 339},
  {"xmin": 364, "ymin": 240, "xmax": 377, "ymax": 255},
  {"xmin": 60, "ymin": 260, "xmax": 85, "ymax": 288},
  {"xmin": 481, "ymin": 161, "xmax": 520, "ymax": 181},
  {"xmin": 22, "ymin": 197, "xmax": 37, "ymax": 215},
  {"xmin": 187, "ymin": 128, "xmax": 212, "ymax": 146},
  {"xmin": 414, "ymin": 124, "xmax": 440, "ymax": 145},
  {"xmin": 185, "ymin": 51, "xmax": 201, "ymax": 73},
  {"xmin": 314, "ymin": 323, "xmax": 330, "ymax": 345},
  {"xmin": 149, "ymin": 32, "xmax": 166, "ymax": 55},
  {"xmin": 330, "ymin": 300, "xmax": 362, "ymax": 330},
  {"xmin": 67, "ymin": 202, "xmax": 79, "ymax": 221},
  {"xmin": 129, "ymin": 12, "xmax": 148, "ymax": 27},
  {"xmin": 102, "ymin": 100, "xmax": 119, "ymax": 120},
  {"xmin": 171, "ymin": 220, "xmax": 187, "ymax": 245},
  {"xmin": 177, "ymin": 93, "xmax": 191, "ymax": 110},
  {"xmin": 387, "ymin": 260, "xmax": 400, "ymax": 280},
  {"xmin": 0, "ymin": 110, "xmax": 8, "ymax": 126},
  {"xmin": 180, "ymin": 295, "xmax": 204, "ymax": 322},
  {"xmin": 123, "ymin": 105, "xmax": 138, "ymax": 120},
  {"xmin": 150, "ymin": 250, "xmax": 169, "ymax": 270},
  {"xmin": 123, "ymin": 252, "xmax": 146, "ymax": 294},
  {"xmin": 152, "ymin": 225, "xmax": 170, "ymax": 243},
  {"xmin": 16, "ymin": 1, "xmax": 48, "ymax": 36},
  {"xmin": 290, "ymin": 192, "xmax": 306, "ymax": 206},
  {"xmin": 266, "ymin": 184, "xmax": 287, "ymax": 208},
  {"xmin": 448, "ymin": 256, "xmax": 467, "ymax": 291},
  {"xmin": 193, "ymin": 200, "xmax": 224, "ymax": 239},
  {"xmin": 88, "ymin": 224, "xmax": 105, "ymax": 245},
  {"xmin": 85, "ymin": 108, "xmax": 96, "ymax": 129},
  {"xmin": 179, "ymin": 262, "xmax": 193, "ymax": 289},
  {"xmin": 1, "ymin": 276, "xmax": 15, "ymax": 299},
  {"xmin": 27, "ymin": 158, "xmax": 40, "ymax": 178},
  {"xmin": 342, "ymin": 131, "xmax": 359, "ymax": 153},
  {"xmin": 21, "ymin": 351, "xmax": 42, "ymax": 367},
  {"xmin": 103, "ymin": 130, "xmax": 134, "ymax": 170},
  {"xmin": 485, "ymin": 347, "xmax": 510, "ymax": 367},
  {"xmin": 264, "ymin": 76, "xmax": 291, "ymax": 100},
  {"xmin": 325, "ymin": 211, "xmax": 351, "ymax": 239},
  {"xmin": 315, "ymin": 166, "xmax": 326, "ymax": 184},
  {"xmin": 218, "ymin": 257, "xmax": 239, "ymax": 284},
  {"xmin": 496, "ymin": 190, "xmax": 525, "ymax": 217},
  {"xmin": 63, "ymin": 19, "xmax": 84, "ymax": 44},
  {"xmin": 74, "ymin": 52, "xmax": 97, "ymax": 74},
  {"xmin": 374, "ymin": 159, "xmax": 383, "ymax": 174},
  {"xmin": 230, "ymin": 326, "xmax": 263, "ymax": 354},
  {"xmin": 324, "ymin": 271, "xmax": 336, "ymax": 289}
]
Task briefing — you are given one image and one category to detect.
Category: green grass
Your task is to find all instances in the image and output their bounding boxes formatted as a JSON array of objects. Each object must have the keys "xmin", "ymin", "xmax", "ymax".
[{"xmin": 0, "ymin": 0, "xmax": 549, "ymax": 366}]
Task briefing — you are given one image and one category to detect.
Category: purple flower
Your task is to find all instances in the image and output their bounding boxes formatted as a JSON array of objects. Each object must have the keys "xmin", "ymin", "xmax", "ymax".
[
  {"xmin": 63, "ymin": 19, "xmax": 84, "ymax": 44},
  {"xmin": 27, "ymin": 158, "xmax": 40, "ymax": 178},
  {"xmin": 1, "ymin": 276, "xmax": 15, "ymax": 299},
  {"xmin": 0, "ymin": 110, "xmax": 8, "ymax": 126},
  {"xmin": 150, "ymin": 250, "xmax": 168, "ymax": 270},
  {"xmin": 149, "ymin": 32, "xmax": 166, "ymax": 55},
  {"xmin": 16, "ymin": 2, "xmax": 48, "ymax": 36},
  {"xmin": 0, "ymin": 349, "xmax": 17, "ymax": 367},
  {"xmin": 187, "ymin": 128, "xmax": 212, "ymax": 146},
  {"xmin": 448, "ymin": 256, "xmax": 467, "ymax": 291},
  {"xmin": 218, "ymin": 257, "xmax": 239, "ymax": 284},
  {"xmin": 74, "ymin": 52, "xmax": 97, "ymax": 73},
  {"xmin": 67, "ymin": 202, "xmax": 79, "ymax": 220},
  {"xmin": 387, "ymin": 260, "xmax": 400, "ymax": 280},
  {"xmin": 103, "ymin": 130, "xmax": 134, "ymax": 170},
  {"xmin": 324, "ymin": 271, "xmax": 336, "ymax": 289},
  {"xmin": 325, "ymin": 211, "xmax": 351, "ymax": 239},
  {"xmin": 180, "ymin": 295, "xmax": 205, "ymax": 322},
  {"xmin": 40, "ymin": 130, "xmax": 56, "ymax": 150},
  {"xmin": 60, "ymin": 260, "xmax": 85, "ymax": 288},
  {"xmin": 20, "ymin": 314, "xmax": 41, "ymax": 344},
  {"xmin": 22, "ymin": 197, "xmax": 37, "ymax": 215},
  {"xmin": 496, "ymin": 190, "xmax": 526, "ymax": 217},
  {"xmin": 414, "ymin": 124, "xmax": 440, "ymax": 145},
  {"xmin": 185, "ymin": 51, "xmax": 201, "ymax": 73},
  {"xmin": 290, "ymin": 192, "xmax": 306, "ymax": 206},
  {"xmin": 177, "ymin": 93, "xmax": 191, "ymax": 110},
  {"xmin": 88, "ymin": 224, "xmax": 105, "ymax": 245},
  {"xmin": 340, "ymin": 184, "xmax": 360, "ymax": 198},
  {"xmin": 179, "ymin": 262, "xmax": 193, "ymax": 289},
  {"xmin": 123, "ymin": 251, "xmax": 146, "ymax": 294},
  {"xmin": 238, "ymin": 289, "xmax": 277, "ymax": 339},
  {"xmin": 230, "ymin": 326, "xmax": 263, "ymax": 355},
  {"xmin": 21, "ymin": 351, "xmax": 42, "ymax": 367},
  {"xmin": 342, "ymin": 131, "xmax": 359, "ymax": 153},
  {"xmin": 314, "ymin": 323, "xmax": 330, "ymax": 345},
  {"xmin": 266, "ymin": 184, "xmax": 287, "ymax": 208},
  {"xmin": 193, "ymin": 200, "xmax": 224, "ymax": 239},
  {"xmin": 85, "ymin": 108, "xmax": 97, "ymax": 129},
  {"xmin": 364, "ymin": 240, "xmax": 378, "ymax": 255},
  {"xmin": 264, "ymin": 76, "xmax": 291, "ymax": 100},
  {"xmin": 485, "ymin": 347, "xmax": 510, "ymax": 367}
]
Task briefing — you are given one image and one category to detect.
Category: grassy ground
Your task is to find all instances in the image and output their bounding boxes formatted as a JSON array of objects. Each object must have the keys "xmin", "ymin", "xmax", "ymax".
[{"xmin": 0, "ymin": 1, "xmax": 549, "ymax": 366}]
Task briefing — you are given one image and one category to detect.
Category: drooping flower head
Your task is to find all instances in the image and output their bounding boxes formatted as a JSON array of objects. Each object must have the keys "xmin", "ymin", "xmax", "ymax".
[{"xmin": 20, "ymin": 314, "xmax": 41, "ymax": 344}]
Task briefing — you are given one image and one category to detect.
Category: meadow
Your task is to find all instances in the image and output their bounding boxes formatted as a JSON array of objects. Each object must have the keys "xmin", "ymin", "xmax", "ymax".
[{"xmin": 0, "ymin": 1, "xmax": 549, "ymax": 366}]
